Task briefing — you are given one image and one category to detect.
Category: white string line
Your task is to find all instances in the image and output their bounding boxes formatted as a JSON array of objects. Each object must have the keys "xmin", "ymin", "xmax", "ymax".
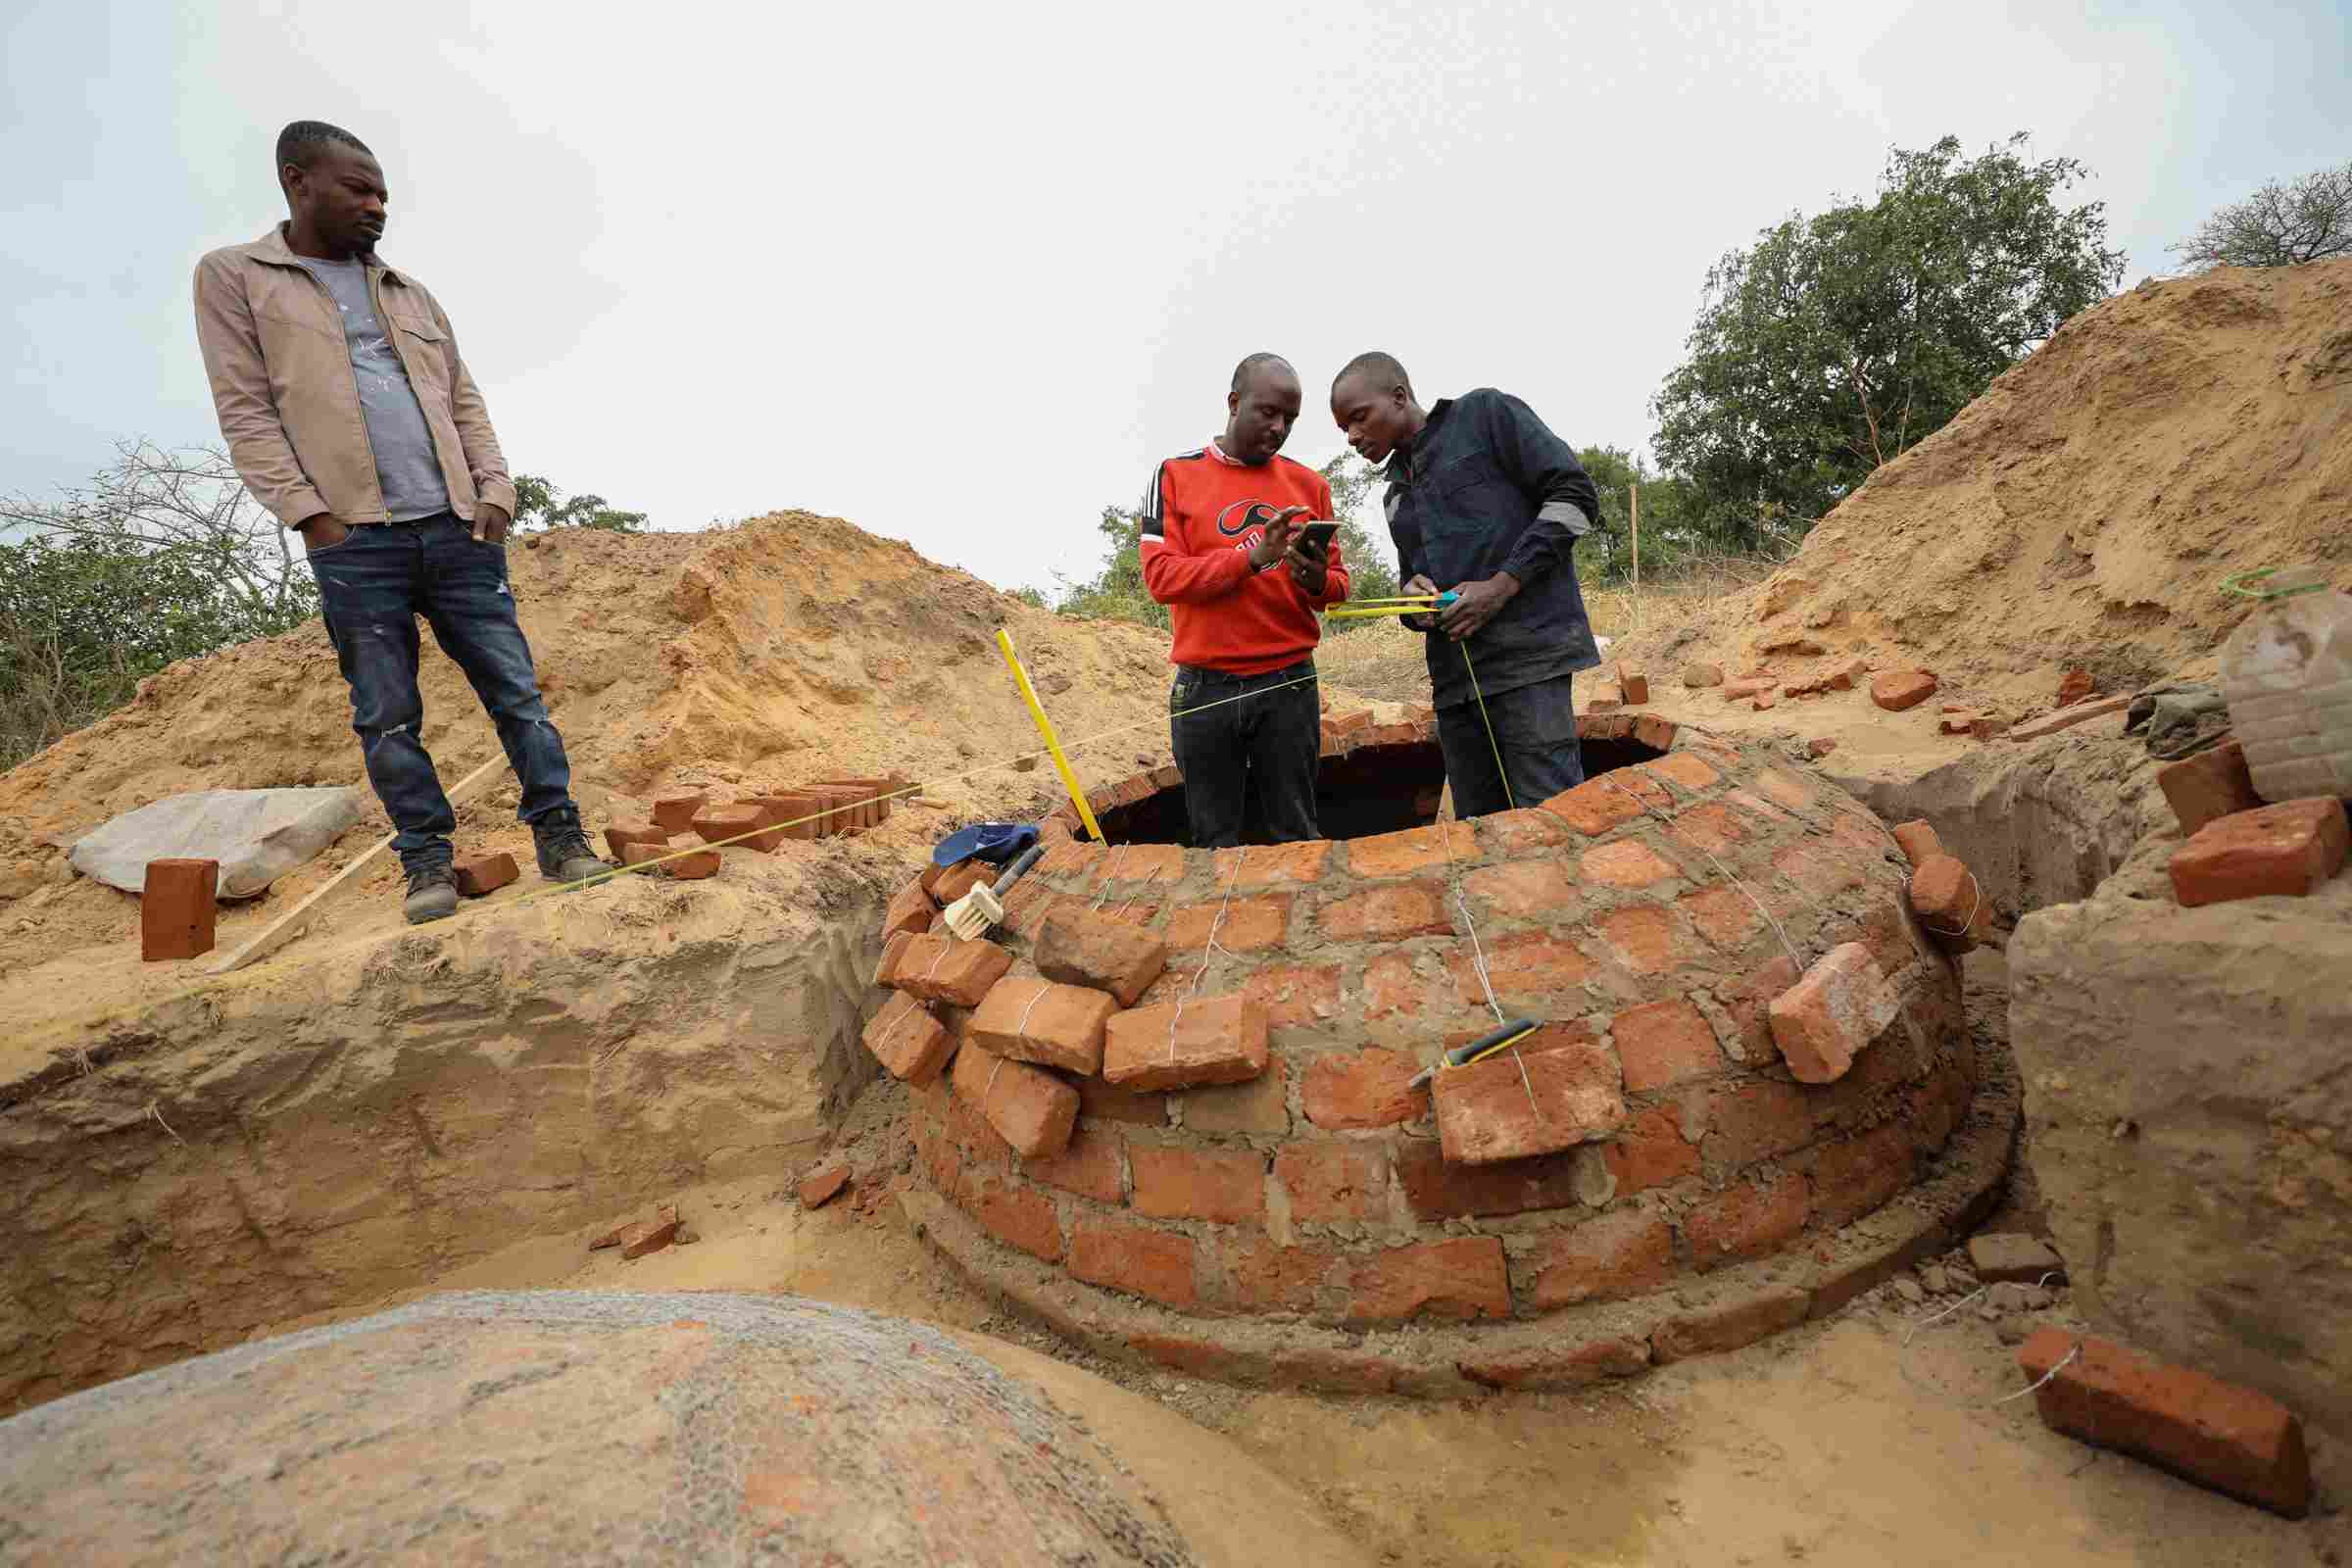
[
  {"xmin": 1013, "ymin": 978, "xmax": 1053, "ymax": 1038},
  {"xmin": 1090, "ymin": 846, "xmax": 1130, "ymax": 909},
  {"xmin": 1436, "ymin": 810, "xmax": 1506, "ymax": 1028},
  {"xmin": 1995, "ymin": 1343, "xmax": 2082, "ymax": 1405},
  {"xmin": 1596, "ymin": 774, "xmax": 1807, "ymax": 977},
  {"xmin": 1168, "ymin": 849, "xmax": 1245, "ymax": 1061},
  {"xmin": 149, "ymin": 1102, "xmax": 185, "ymax": 1145}
]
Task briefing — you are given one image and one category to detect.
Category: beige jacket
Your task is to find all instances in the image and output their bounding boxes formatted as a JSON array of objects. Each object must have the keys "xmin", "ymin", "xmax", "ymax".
[{"xmin": 192, "ymin": 224, "xmax": 517, "ymax": 528}]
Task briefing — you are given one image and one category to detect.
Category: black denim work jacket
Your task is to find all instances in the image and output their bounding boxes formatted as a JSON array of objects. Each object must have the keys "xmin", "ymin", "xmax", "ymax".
[{"xmin": 1382, "ymin": 388, "xmax": 1603, "ymax": 710}]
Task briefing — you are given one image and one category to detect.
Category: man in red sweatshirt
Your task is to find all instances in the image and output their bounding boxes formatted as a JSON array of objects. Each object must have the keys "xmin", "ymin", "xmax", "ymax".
[{"xmin": 1140, "ymin": 353, "xmax": 1349, "ymax": 847}]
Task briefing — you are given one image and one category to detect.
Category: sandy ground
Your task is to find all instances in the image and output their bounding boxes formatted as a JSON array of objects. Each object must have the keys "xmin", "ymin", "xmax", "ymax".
[{"xmin": 258, "ymin": 951, "xmax": 2342, "ymax": 1568}]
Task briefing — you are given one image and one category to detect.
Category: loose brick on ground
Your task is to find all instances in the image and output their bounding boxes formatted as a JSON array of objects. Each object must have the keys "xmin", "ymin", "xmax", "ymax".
[
  {"xmin": 2017, "ymin": 1329, "xmax": 2310, "ymax": 1517},
  {"xmin": 1433, "ymin": 1026, "xmax": 1626, "ymax": 1164},
  {"xmin": 622, "ymin": 1205, "xmax": 683, "ymax": 1260},
  {"xmin": 968, "ymin": 975, "xmax": 1116, "ymax": 1074},
  {"xmin": 2156, "ymin": 739, "xmax": 2264, "ymax": 837},
  {"xmin": 798, "ymin": 1165, "xmax": 850, "ymax": 1209},
  {"xmin": 894, "ymin": 934, "xmax": 1014, "ymax": 1007},
  {"xmin": 140, "ymin": 858, "xmax": 218, "ymax": 961},
  {"xmin": 861, "ymin": 992, "xmax": 956, "ymax": 1083},
  {"xmin": 452, "ymin": 853, "xmax": 519, "ymax": 898},
  {"xmin": 1617, "ymin": 664, "xmax": 1649, "ymax": 705},
  {"xmin": 950, "ymin": 1042, "xmax": 1079, "ymax": 1158},
  {"xmin": 1768, "ymin": 942, "xmax": 1899, "ymax": 1084},
  {"xmin": 2007, "ymin": 693, "xmax": 2132, "ymax": 742},
  {"xmin": 1908, "ymin": 854, "xmax": 1989, "ymax": 948},
  {"xmin": 621, "ymin": 842, "xmax": 719, "ymax": 879},
  {"xmin": 1870, "ymin": 670, "xmax": 1939, "ymax": 711},
  {"xmin": 649, "ymin": 792, "xmax": 707, "ymax": 832},
  {"xmin": 1683, "ymin": 662, "xmax": 1725, "ymax": 687},
  {"xmin": 1968, "ymin": 1232, "xmax": 2066, "ymax": 1284},
  {"xmin": 1035, "ymin": 906, "xmax": 1169, "ymax": 1005},
  {"xmin": 1102, "ymin": 993, "xmax": 1271, "ymax": 1091},
  {"xmin": 690, "ymin": 802, "xmax": 786, "ymax": 853},
  {"xmin": 603, "ymin": 820, "xmax": 669, "ymax": 858},
  {"xmin": 2169, "ymin": 797, "xmax": 2350, "ymax": 907}
]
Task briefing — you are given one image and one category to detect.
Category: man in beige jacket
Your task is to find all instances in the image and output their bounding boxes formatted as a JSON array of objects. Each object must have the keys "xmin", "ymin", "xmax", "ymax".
[{"xmin": 195, "ymin": 120, "xmax": 606, "ymax": 924}]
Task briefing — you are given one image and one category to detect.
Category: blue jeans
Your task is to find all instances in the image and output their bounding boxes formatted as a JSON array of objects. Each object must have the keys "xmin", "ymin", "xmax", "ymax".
[
  {"xmin": 307, "ymin": 514, "xmax": 574, "ymax": 872},
  {"xmin": 1435, "ymin": 670, "xmax": 1585, "ymax": 818}
]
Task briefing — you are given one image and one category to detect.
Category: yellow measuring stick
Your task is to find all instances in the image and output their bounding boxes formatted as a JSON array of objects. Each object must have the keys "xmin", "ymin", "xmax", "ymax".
[{"xmin": 997, "ymin": 627, "xmax": 1106, "ymax": 844}]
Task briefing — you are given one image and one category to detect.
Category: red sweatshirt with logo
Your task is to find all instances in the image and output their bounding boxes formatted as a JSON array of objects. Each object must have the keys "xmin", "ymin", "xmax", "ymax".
[{"xmin": 1138, "ymin": 441, "xmax": 1349, "ymax": 674}]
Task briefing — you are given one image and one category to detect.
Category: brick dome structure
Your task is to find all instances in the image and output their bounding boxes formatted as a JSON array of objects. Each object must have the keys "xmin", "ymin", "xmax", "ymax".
[{"xmin": 883, "ymin": 712, "xmax": 2015, "ymax": 1396}]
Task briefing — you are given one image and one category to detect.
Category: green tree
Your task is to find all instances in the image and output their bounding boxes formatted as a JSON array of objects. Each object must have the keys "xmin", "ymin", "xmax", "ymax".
[
  {"xmin": 512, "ymin": 473, "xmax": 648, "ymax": 532},
  {"xmin": 2172, "ymin": 158, "xmax": 2352, "ymax": 270},
  {"xmin": 1315, "ymin": 452, "xmax": 1399, "ymax": 615},
  {"xmin": 1, "ymin": 443, "xmax": 318, "ymax": 767},
  {"xmin": 1652, "ymin": 133, "xmax": 2125, "ymax": 547}
]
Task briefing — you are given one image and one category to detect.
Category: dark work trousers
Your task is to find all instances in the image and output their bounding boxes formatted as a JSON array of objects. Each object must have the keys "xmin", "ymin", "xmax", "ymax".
[
  {"xmin": 1435, "ymin": 669, "xmax": 1585, "ymax": 818},
  {"xmin": 306, "ymin": 514, "xmax": 575, "ymax": 873},
  {"xmin": 1168, "ymin": 659, "xmax": 1322, "ymax": 849}
]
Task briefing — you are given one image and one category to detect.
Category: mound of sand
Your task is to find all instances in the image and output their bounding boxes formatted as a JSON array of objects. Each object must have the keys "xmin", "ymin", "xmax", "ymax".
[{"xmin": 1624, "ymin": 260, "xmax": 2352, "ymax": 707}]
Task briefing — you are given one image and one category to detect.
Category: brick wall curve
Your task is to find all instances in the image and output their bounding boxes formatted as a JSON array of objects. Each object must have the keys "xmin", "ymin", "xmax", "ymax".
[{"xmin": 884, "ymin": 714, "xmax": 2012, "ymax": 1393}]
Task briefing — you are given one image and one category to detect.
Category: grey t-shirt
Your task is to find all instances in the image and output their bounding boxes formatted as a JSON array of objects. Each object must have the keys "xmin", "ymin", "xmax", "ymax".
[{"xmin": 295, "ymin": 256, "xmax": 452, "ymax": 521}]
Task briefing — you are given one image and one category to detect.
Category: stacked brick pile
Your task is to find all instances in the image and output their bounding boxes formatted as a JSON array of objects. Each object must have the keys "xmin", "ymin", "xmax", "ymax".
[
  {"xmin": 2156, "ymin": 741, "xmax": 2350, "ymax": 907},
  {"xmin": 879, "ymin": 714, "xmax": 1999, "ymax": 1392}
]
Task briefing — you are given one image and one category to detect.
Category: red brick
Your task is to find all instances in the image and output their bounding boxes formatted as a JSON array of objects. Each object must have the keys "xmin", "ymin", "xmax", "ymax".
[
  {"xmin": 1098, "ymin": 842, "xmax": 1186, "ymax": 887},
  {"xmin": 1752, "ymin": 769, "xmax": 1815, "ymax": 813},
  {"xmin": 1634, "ymin": 714, "xmax": 1680, "ymax": 752},
  {"xmin": 1346, "ymin": 1237, "xmax": 1511, "ymax": 1324},
  {"xmin": 756, "ymin": 791, "xmax": 824, "ymax": 841},
  {"xmin": 1458, "ymin": 1336, "xmax": 1653, "ymax": 1391},
  {"xmin": 860, "ymin": 992, "xmax": 956, "ymax": 1084},
  {"xmin": 872, "ymin": 931, "xmax": 913, "ymax": 989},
  {"xmin": 1024, "ymin": 1124, "xmax": 1125, "ymax": 1203},
  {"xmin": 1679, "ymin": 884, "xmax": 1760, "ymax": 950},
  {"xmin": 1179, "ymin": 1054, "xmax": 1289, "ymax": 1135},
  {"xmin": 1345, "ymin": 823, "xmax": 1458, "ymax": 879},
  {"xmin": 2169, "ymin": 797, "xmax": 2350, "ymax": 907},
  {"xmin": 1581, "ymin": 839, "xmax": 1679, "ymax": 888},
  {"xmin": 621, "ymin": 841, "xmax": 718, "ymax": 879},
  {"xmin": 1362, "ymin": 952, "xmax": 1425, "ymax": 1019},
  {"xmin": 1069, "ymin": 1218, "xmax": 1197, "ymax": 1308},
  {"xmin": 1683, "ymin": 662, "xmax": 1725, "ymax": 687},
  {"xmin": 950, "ymin": 1043, "xmax": 1079, "ymax": 1158},
  {"xmin": 690, "ymin": 802, "xmax": 785, "ymax": 853},
  {"xmin": 927, "ymin": 860, "xmax": 989, "ymax": 907},
  {"xmin": 964, "ymin": 1171, "xmax": 1064, "ymax": 1263},
  {"xmin": 1612, "ymin": 1000, "xmax": 1723, "ymax": 1092},
  {"xmin": 452, "ymin": 852, "xmax": 519, "ymax": 898},
  {"xmin": 1209, "ymin": 839, "xmax": 1331, "ymax": 887},
  {"xmin": 1396, "ymin": 1140, "xmax": 1585, "ymax": 1219},
  {"xmin": 1239, "ymin": 961, "xmax": 1343, "ymax": 1029},
  {"xmin": 1433, "ymin": 1025, "xmax": 1625, "ymax": 1164},
  {"xmin": 2056, "ymin": 668, "xmax": 2096, "ymax": 707},
  {"xmin": 1580, "ymin": 711, "xmax": 1635, "ymax": 740},
  {"xmin": 799, "ymin": 1165, "xmax": 850, "ymax": 1208},
  {"xmin": 1807, "ymin": 737, "xmax": 1838, "ymax": 758},
  {"xmin": 1870, "ymin": 669, "xmax": 1938, "ymax": 711},
  {"xmin": 1077, "ymin": 1074, "xmax": 1168, "ymax": 1127},
  {"xmin": 1476, "ymin": 808, "xmax": 1572, "ymax": 855},
  {"xmin": 1035, "ymin": 906, "xmax": 1169, "ymax": 1005},
  {"xmin": 1674, "ymin": 801, "xmax": 1759, "ymax": 855},
  {"xmin": 604, "ymin": 819, "xmax": 669, "ymax": 858},
  {"xmin": 1318, "ymin": 880, "xmax": 1451, "ymax": 940},
  {"xmin": 1130, "ymin": 1145, "xmax": 1264, "ymax": 1222},
  {"xmin": 1132, "ymin": 1332, "xmax": 1242, "ymax": 1379},
  {"xmin": 1701, "ymin": 1080, "xmax": 1814, "ymax": 1171},
  {"xmin": 2156, "ymin": 740, "xmax": 2264, "ymax": 837},
  {"xmin": 1600, "ymin": 1103, "xmax": 1702, "ymax": 1194},
  {"xmin": 1768, "ymin": 942, "xmax": 1899, "ymax": 1084},
  {"xmin": 1274, "ymin": 1143, "xmax": 1387, "ymax": 1222},
  {"xmin": 1773, "ymin": 840, "xmax": 1871, "ymax": 902},
  {"xmin": 621, "ymin": 1210, "xmax": 683, "ymax": 1259},
  {"xmin": 1167, "ymin": 893, "xmax": 1292, "ymax": 954},
  {"xmin": 1651, "ymin": 1286, "xmax": 1812, "ymax": 1362},
  {"xmin": 1587, "ymin": 697, "xmax": 1622, "ymax": 713},
  {"xmin": 1644, "ymin": 751, "xmax": 1717, "ymax": 791},
  {"xmin": 1812, "ymin": 1121, "xmax": 1914, "ymax": 1228},
  {"xmin": 139, "ymin": 858, "xmax": 218, "ymax": 961},
  {"xmin": 1462, "ymin": 858, "xmax": 1578, "ymax": 919},
  {"xmin": 1449, "ymin": 929, "xmax": 1592, "ymax": 1004},
  {"xmin": 1037, "ymin": 838, "xmax": 1106, "ymax": 882},
  {"xmin": 1617, "ymin": 664, "xmax": 1650, "ymax": 705},
  {"xmin": 1302, "ymin": 1049, "xmax": 1427, "ymax": 1130},
  {"xmin": 881, "ymin": 878, "xmax": 936, "ymax": 942},
  {"xmin": 995, "ymin": 879, "xmax": 1065, "ymax": 941},
  {"xmin": 1229, "ymin": 1239, "xmax": 1339, "ymax": 1313},
  {"xmin": 1530, "ymin": 1209, "xmax": 1677, "ymax": 1307},
  {"xmin": 1684, "ymin": 1169, "xmax": 1809, "ymax": 1270},
  {"xmin": 1540, "ymin": 776, "xmax": 1646, "ymax": 835},
  {"xmin": 1721, "ymin": 955, "xmax": 1800, "ymax": 1062},
  {"xmin": 1102, "ymin": 993, "xmax": 1271, "ymax": 1091},
  {"xmin": 2008, "ymin": 694, "xmax": 2132, "ymax": 741},
  {"xmin": 649, "ymin": 792, "xmax": 707, "ymax": 832},
  {"xmin": 895, "ymin": 934, "xmax": 1014, "ymax": 1007},
  {"xmin": 1595, "ymin": 905, "xmax": 1688, "ymax": 974},
  {"xmin": 1908, "ymin": 854, "xmax": 1989, "ymax": 948},
  {"xmin": 2016, "ymin": 1329, "xmax": 2310, "ymax": 1517},
  {"xmin": 967, "ymin": 976, "xmax": 1115, "ymax": 1073}
]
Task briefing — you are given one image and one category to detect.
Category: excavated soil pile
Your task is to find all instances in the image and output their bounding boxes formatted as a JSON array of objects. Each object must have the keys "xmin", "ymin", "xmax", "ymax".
[
  {"xmin": 1622, "ymin": 261, "xmax": 2352, "ymax": 710},
  {"xmin": 0, "ymin": 1290, "xmax": 1372, "ymax": 1566}
]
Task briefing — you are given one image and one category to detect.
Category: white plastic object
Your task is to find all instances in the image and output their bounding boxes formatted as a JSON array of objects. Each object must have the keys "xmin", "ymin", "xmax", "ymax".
[{"xmin": 2221, "ymin": 565, "xmax": 2352, "ymax": 803}]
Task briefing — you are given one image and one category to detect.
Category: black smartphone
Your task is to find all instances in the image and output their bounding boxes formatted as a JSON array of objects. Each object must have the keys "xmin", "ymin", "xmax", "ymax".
[{"xmin": 1294, "ymin": 520, "xmax": 1340, "ymax": 556}]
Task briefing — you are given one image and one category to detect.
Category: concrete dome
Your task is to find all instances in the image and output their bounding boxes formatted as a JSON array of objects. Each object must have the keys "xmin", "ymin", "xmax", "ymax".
[{"xmin": 900, "ymin": 714, "xmax": 2014, "ymax": 1393}]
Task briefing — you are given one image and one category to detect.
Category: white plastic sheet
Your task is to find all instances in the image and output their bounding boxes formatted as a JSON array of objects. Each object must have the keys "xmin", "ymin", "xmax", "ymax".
[{"xmin": 69, "ymin": 788, "xmax": 365, "ymax": 901}]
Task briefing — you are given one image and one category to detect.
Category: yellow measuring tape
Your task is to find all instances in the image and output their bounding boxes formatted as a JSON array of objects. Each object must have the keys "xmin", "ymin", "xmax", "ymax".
[{"xmin": 997, "ymin": 628, "xmax": 1105, "ymax": 844}]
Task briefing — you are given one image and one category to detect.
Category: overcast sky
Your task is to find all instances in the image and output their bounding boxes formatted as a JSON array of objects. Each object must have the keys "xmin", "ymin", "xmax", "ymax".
[{"xmin": 4, "ymin": 0, "xmax": 2346, "ymax": 590}]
